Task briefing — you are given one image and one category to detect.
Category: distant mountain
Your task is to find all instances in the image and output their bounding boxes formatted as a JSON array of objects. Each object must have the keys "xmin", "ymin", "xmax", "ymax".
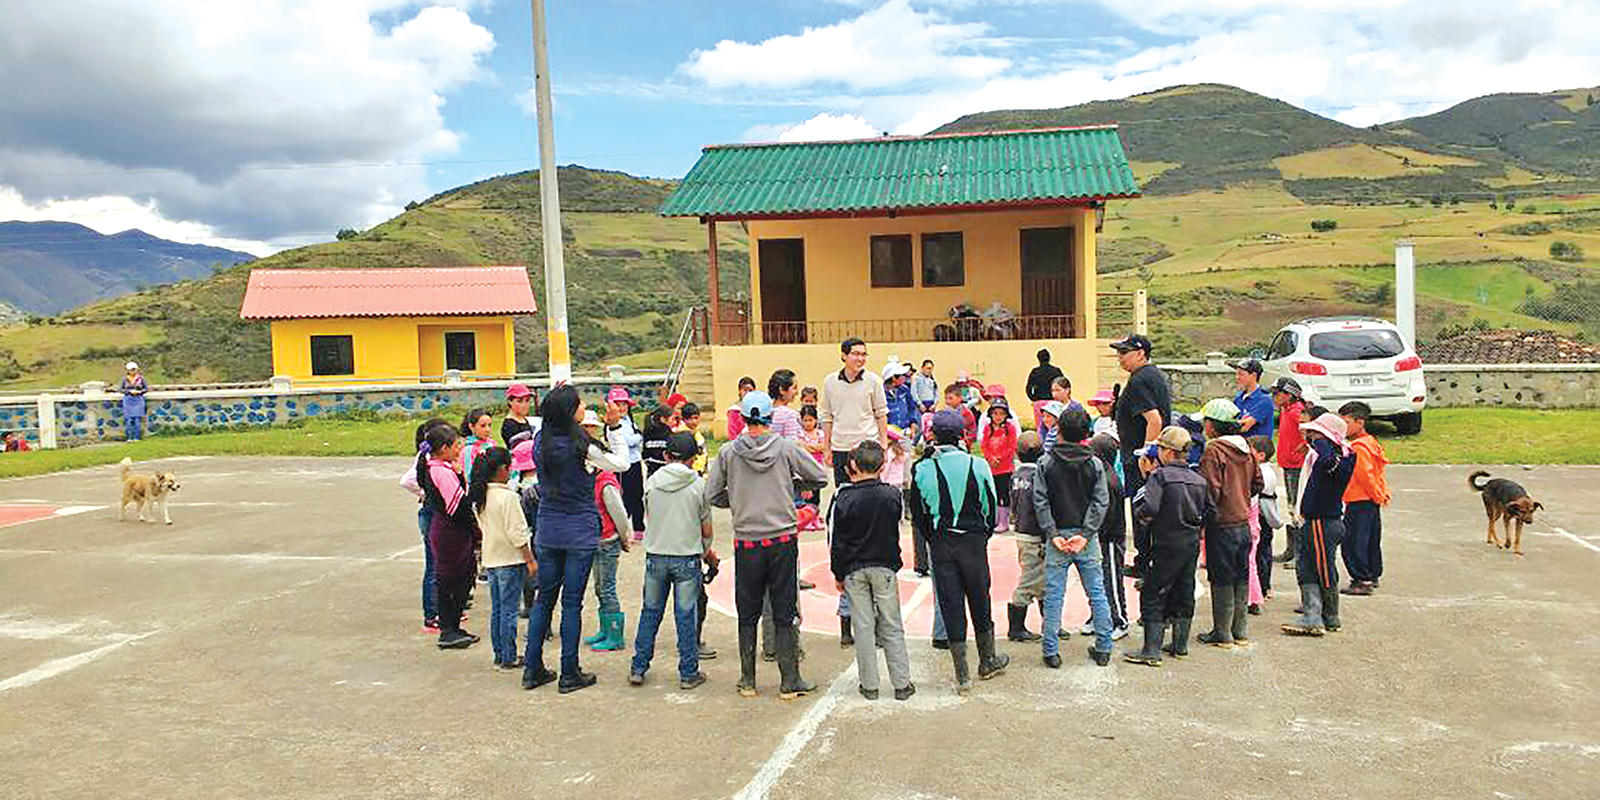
[
  {"xmin": 0, "ymin": 221, "xmax": 255, "ymax": 313},
  {"xmin": 1381, "ymin": 86, "xmax": 1600, "ymax": 178}
]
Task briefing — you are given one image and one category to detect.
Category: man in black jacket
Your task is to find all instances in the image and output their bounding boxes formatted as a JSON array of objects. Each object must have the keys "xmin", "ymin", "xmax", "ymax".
[
  {"xmin": 1025, "ymin": 348, "xmax": 1064, "ymax": 430},
  {"xmin": 830, "ymin": 441, "xmax": 915, "ymax": 701}
]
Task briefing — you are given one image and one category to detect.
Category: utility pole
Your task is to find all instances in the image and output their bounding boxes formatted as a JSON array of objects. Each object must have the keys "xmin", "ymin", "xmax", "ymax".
[
  {"xmin": 1394, "ymin": 239, "xmax": 1415, "ymax": 348},
  {"xmin": 530, "ymin": 0, "xmax": 571, "ymax": 384}
]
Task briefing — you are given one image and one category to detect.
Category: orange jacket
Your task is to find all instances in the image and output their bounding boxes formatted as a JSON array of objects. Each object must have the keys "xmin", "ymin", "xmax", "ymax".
[{"xmin": 1342, "ymin": 434, "xmax": 1390, "ymax": 506}]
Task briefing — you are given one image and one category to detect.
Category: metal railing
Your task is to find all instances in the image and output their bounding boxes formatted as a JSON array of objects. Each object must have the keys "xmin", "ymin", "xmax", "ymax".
[
  {"xmin": 695, "ymin": 313, "xmax": 1081, "ymax": 345},
  {"xmin": 662, "ymin": 306, "xmax": 704, "ymax": 396}
]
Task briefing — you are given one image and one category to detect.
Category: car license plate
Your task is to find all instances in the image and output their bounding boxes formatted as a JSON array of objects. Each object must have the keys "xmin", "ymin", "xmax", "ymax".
[{"xmin": 1347, "ymin": 375, "xmax": 1375, "ymax": 387}]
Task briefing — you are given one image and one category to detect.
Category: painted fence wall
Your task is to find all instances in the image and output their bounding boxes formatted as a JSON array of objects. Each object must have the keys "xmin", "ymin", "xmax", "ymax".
[{"xmin": 1162, "ymin": 363, "xmax": 1600, "ymax": 409}]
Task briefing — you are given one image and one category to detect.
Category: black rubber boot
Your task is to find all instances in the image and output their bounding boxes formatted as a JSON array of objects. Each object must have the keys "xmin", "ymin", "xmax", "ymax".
[
  {"xmin": 1007, "ymin": 603, "xmax": 1040, "ymax": 642},
  {"xmin": 1276, "ymin": 526, "xmax": 1298, "ymax": 563},
  {"xmin": 1124, "ymin": 620, "xmax": 1165, "ymax": 665},
  {"xmin": 1197, "ymin": 585, "xmax": 1235, "ymax": 647},
  {"xmin": 1321, "ymin": 587, "xmax": 1341, "ymax": 632},
  {"xmin": 839, "ymin": 615, "xmax": 854, "ymax": 648},
  {"xmin": 737, "ymin": 624, "xmax": 759, "ymax": 697},
  {"xmin": 776, "ymin": 625, "xmax": 816, "ymax": 700},
  {"xmin": 949, "ymin": 641, "xmax": 973, "ymax": 695},
  {"xmin": 1230, "ymin": 583, "xmax": 1251, "ymax": 642},
  {"xmin": 1164, "ymin": 617, "xmax": 1191, "ymax": 658},
  {"xmin": 975, "ymin": 627, "xmax": 1010, "ymax": 680}
]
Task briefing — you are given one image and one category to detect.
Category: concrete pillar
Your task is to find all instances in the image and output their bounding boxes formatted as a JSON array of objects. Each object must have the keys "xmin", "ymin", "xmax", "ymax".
[
  {"xmin": 442, "ymin": 369, "xmax": 463, "ymax": 386},
  {"xmin": 1395, "ymin": 239, "xmax": 1416, "ymax": 348},
  {"xmin": 605, "ymin": 364, "xmax": 625, "ymax": 381},
  {"xmin": 269, "ymin": 375, "xmax": 293, "ymax": 391},
  {"xmin": 36, "ymin": 394, "xmax": 57, "ymax": 449},
  {"xmin": 1206, "ymin": 351, "xmax": 1226, "ymax": 368}
]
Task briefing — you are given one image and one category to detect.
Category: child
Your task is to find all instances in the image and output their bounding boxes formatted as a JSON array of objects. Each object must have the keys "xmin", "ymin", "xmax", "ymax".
[
  {"xmin": 1270, "ymin": 377, "xmax": 1307, "ymax": 564},
  {"xmin": 1037, "ymin": 400, "xmax": 1064, "ymax": 449},
  {"xmin": 980, "ymin": 400, "xmax": 1019, "ymax": 532},
  {"xmin": 1006, "ymin": 431, "xmax": 1045, "ymax": 643},
  {"xmin": 726, "ymin": 376, "xmax": 757, "ymax": 440},
  {"xmin": 1032, "ymin": 408, "xmax": 1114, "ymax": 668},
  {"xmin": 1088, "ymin": 390, "xmax": 1116, "ymax": 438},
  {"xmin": 470, "ymin": 446, "xmax": 539, "ymax": 669},
  {"xmin": 641, "ymin": 405, "xmax": 676, "ymax": 476},
  {"xmin": 1281, "ymin": 412, "xmax": 1356, "ymax": 637},
  {"xmin": 798, "ymin": 405, "xmax": 827, "ymax": 466},
  {"xmin": 881, "ymin": 425, "xmax": 913, "ymax": 525},
  {"xmin": 400, "ymin": 417, "xmax": 453, "ymax": 632},
  {"xmin": 459, "ymin": 408, "xmax": 495, "ymax": 478},
  {"xmin": 1338, "ymin": 402, "xmax": 1389, "ymax": 596},
  {"xmin": 941, "ymin": 384, "xmax": 978, "ymax": 446},
  {"xmin": 1195, "ymin": 399, "xmax": 1262, "ymax": 649},
  {"xmin": 912, "ymin": 359, "xmax": 939, "ymax": 412},
  {"xmin": 1124, "ymin": 426, "xmax": 1208, "ymax": 666},
  {"xmin": 629, "ymin": 431, "xmax": 715, "ymax": 690},
  {"xmin": 581, "ymin": 409, "xmax": 632, "ymax": 652},
  {"xmin": 414, "ymin": 424, "xmax": 480, "ymax": 650},
  {"xmin": 2, "ymin": 431, "xmax": 32, "ymax": 452},
  {"xmin": 606, "ymin": 387, "xmax": 648, "ymax": 540},
  {"xmin": 799, "ymin": 386, "xmax": 819, "ymax": 407},
  {"xmin": 501, "ymin": 384, "xmax": 538, "ymax": 447},
  {"xmin": 1246, "ymin": 436, "xmax": 1281, "ymax": 614},
  {"xmin": 1087, "ymin": 432, "xmax": 1130, "ymax": 640},
  {"xmin": 910, "ymin": 410, "xmax": 1008, "ymax": 695},
  {"xmin": 1050, "ymin": 376, "xmax": 1084, "ymax": 414},
  {"xmin": 830, "ymin": 440, "xmax": 916, "ymax": 701},
  {"xmin": 680, "ymin": 403, "xmax": 709, "ymax": 474}
]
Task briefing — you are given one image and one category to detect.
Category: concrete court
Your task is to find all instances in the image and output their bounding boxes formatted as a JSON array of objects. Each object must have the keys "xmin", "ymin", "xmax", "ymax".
[{"xmin": 0, "ymin": 457, "xmax": 1597, "ymax": 800}]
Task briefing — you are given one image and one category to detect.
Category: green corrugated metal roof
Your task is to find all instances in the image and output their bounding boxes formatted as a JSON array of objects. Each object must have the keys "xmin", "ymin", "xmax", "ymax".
[{"xmin": 659, "ymin": 125, "xmax": 1138, "ymax": 219}]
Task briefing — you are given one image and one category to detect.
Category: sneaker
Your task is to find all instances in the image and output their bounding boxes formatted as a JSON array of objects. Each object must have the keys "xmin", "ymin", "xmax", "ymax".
[
  {"xmin": 1247, "ymin": 604, "xmax": 1263, "ymax": 615},
  {"xmin": 698, "ymin": 641, "xmax": 718, "ymax": 660},
  {"xmin": 893, "ymin": 684, "xmax": 916, "ymax": 701},
  {"xmin": 797, "ymin": 579, "xmax": 816, "ymax": 591},
  {"xmin": 737, "ymin": 683, "xmax": 758, "ymax": 698},
  {"xmin": 458, "ymin": 630, "xmax": 480, "ymax": 644},
  {"xmin": 1087, "ymin": 647, "xmax": 1112, "ymax": 667},
  {"xmin": 1281, "ymin": 623, "xmax": 1326, "ymax": 637},
  {"xmin": 1123, "ymin": 652, "xmax": 1162, "ymax": 667},
  {"xmin": 497, "ymin": 658, "xmax": 524, "ymax": 670},
  {"xmin": 1340, "ymin": 584, "xmax": 1374, "ymax": 596},
  {"xmin": 437, "ymin": 632, "xmax": 474, "ymax": 649},
  {"xmin": 858, "ymin": 686, "xmax": 879, "ymax": 700},
  {"xmin": 1042, "ymin": 653, "xmax": 1062, "ymax": 669},
  {"xmin": 1325, "ymin": 622, "xmax": 1343, "ymax": 633},
  {"xmin": 678, "ymin": 673, "xmax": 707, "ymax": 691},
  {"xmin": 422, "ymin": 618, "xmax": 440, "ymax": 634},
  {"xmin": 1111, "ymin": 625, "xmax": 1130, "ymax": 641},
  {"xmin": 1078, "ymin": 621, "xmax": 1095, "ymax": 636},
  {"xmin": 521, "ymin": 666, "xmax": 558, "ymax": 690},
  {"xmin": 557, "ymin": 671, "xmax": 598, "ymax": 694},
  {"xmin": 931, "ymin": 638, "xmax": 949, "ymax": 651},
  {"xmin": 628, "ymin": 672, "xmax": 645, "ymax": 686}
]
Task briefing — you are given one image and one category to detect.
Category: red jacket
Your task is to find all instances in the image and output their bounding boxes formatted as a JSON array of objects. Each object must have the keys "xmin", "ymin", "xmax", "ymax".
[
  {"xmin": 980, "ymin": 420, "xmax": 1018, "ymax": 475},
  {"xmin": 594, "ymin": 469, "xmax": 623, "ymax": 541},
  {"xmin": 1277, "ymin": 401, "xmax": 1306, "ymax": 470}
]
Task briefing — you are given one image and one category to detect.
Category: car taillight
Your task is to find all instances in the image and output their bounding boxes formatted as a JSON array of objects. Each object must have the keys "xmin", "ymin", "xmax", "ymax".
[
  {"xmin": 1394, "ymin": 356, "xmax": 1422, "ymax": 372},
  {"xmin": 1291, "ymin": 361, "xmax": 1327, "ymax": 376}
]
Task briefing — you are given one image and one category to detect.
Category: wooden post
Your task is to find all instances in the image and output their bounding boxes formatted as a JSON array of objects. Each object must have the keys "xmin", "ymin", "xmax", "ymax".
[
  {"xmin": 707, "ymin": 219, "xmax": 720, "ymax": 344},
  {"xmin": 1133, "ymin": 288, "xmax": 1149, "ymax": 335}
]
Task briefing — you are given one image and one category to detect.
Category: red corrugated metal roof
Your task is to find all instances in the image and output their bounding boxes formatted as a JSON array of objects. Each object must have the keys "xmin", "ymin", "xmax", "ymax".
[{"xmin": 239, "ymin": 267, "xmax": 537, "ymax": 320}]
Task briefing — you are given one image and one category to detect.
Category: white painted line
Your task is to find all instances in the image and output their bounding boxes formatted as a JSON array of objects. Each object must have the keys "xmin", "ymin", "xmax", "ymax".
[
  {"xmin": 1551, "ymin": 527, "xmax": 1600, "ymax": 554},
  {"xmin": 54, "ymin": 505, "xmax": 105, "ymax": 517},
  {"xmin": 730, "ymin": 661, "xmax": 859, "ymax": 800},
  {"xmin": 0, "ymin": 549, "xmax": 422, "ymax": 565},
  {"xmin": 0, "ymin": 631, "xmax": 158, "ymax": 695}
]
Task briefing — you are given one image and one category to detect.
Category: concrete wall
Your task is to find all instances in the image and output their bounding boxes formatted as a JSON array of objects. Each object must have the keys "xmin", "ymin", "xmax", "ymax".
[
  {"xmin": 746, "ymin": 206, "xmax": 1096, "ymax": 339},
  {"xmin": 270, "ymin": 315, "xmax": 515, "ymax": 384},
  {"xmin": 1160, "ymin": 362, "xmax": 1600, "ymax": 409}
]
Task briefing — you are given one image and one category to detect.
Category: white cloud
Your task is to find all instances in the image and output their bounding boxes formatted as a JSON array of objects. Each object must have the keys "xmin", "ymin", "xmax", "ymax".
[
  {"xmin": 681, "ymin": 0, "xmax": 1009, "ymax": 90},
  {"xmin": 746, "ymin": 113, "xmax": 883, "ymax": 143},
  {"xmin": 0, "ymin": 0, "xmax": 495, "ymax": 249},
  {"xmin": 0, "ymin": 187, "xmax": 273, "ymax": 256}
]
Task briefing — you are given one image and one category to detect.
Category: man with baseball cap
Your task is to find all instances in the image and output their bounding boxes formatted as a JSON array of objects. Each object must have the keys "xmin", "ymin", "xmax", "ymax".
[
  {"xmin": 881, "ymin": 360, "xmax": 920, "ymax": 440},
  {"xmin": 1110, "ymin": 334, "xmax": 1171, "ymax": 577},
  {"xmin": 706, "ymin": 391, "xmax": 829, "ymax": 699},
  {"xmin": 1227, "ymin": 358, "xmax": 1274, "ymax": 437}
]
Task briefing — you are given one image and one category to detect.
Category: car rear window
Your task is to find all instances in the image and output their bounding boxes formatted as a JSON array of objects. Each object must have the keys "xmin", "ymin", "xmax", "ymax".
[{"xmin": 1308, "ymin": 329, "xmax": 1405, "ymax": 360}]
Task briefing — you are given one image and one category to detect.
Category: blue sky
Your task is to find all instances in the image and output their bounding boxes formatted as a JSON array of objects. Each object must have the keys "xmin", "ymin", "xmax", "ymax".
[{"xmin": 2, "ymin": 0, "xmax": 1596, "ymax": 253}]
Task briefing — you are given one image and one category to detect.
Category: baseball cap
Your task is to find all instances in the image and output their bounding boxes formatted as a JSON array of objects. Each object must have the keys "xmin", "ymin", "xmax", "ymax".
[
  {"xmin": 1089, "ymin": 389, "xmax": 1114, "ymax": 405},
  {"xmin": 1269, "ymin": 376, "xmax": 1303, "ymax": 399},
  {"xmin": 1155, "ymin": 425, "xmax": 1192, "ymax": 453},
  {"xmin": 605, "ymin": 386, "xmax": 634, "ymax": 406},
  {"xmin": 931, "ymin": 409, "xmax": 966, "ymax": 440},
  {"xmin": 665, "ymin": 430, "xmax": 699, "ymax": 460},
  {"xmin": 505, "ymin": 383, "xmax": 532, "ymax": 399},
  {"xmin": 739, "ymin": 391, "xmax": 774, "ymax": 425},
  {"xmin": 1227, "ymin": 357, "xmax": 1263, "ymax": 376},
  {"xmin": 125, "ymin": 361, "xmax": 139, "ymax": 371},
  {"xmin": 1109, "ymin": 334, "xmax": 1153, "ymax": 354},
  {"xmin": 881, "ymin": 361, "xmax": 912, "ymax": 380},
  {"xmin": 1189, "ymin": 398, "xmax": 1241, "ymax": 423},
  {"xmin": 1040, "ymin": 400, "xmax": 1066, "ymax": 419}
]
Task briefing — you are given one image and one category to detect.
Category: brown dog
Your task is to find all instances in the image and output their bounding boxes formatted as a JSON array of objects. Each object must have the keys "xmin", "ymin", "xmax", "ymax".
[
  {"xmin": 119, "ymin": 457, "xmax": 180, "ymax": 525},
  {"xmin": 1469, "ymin": 471, "xmax": 1542, "ymax": 556}
]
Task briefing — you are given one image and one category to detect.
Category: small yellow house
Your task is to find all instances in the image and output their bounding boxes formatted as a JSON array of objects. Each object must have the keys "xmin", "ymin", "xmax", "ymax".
[
  {"xmin": 239, "ymin": 266, "xmax": 536, "ymax": 384},
  {"xmin": 659, "ymin": 125, "xmax": 1140, "ymax": 432}
]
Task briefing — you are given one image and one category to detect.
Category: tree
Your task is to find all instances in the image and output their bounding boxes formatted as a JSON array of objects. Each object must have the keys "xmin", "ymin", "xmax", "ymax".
[
  {"xmin": 1550, "ymin": 241, "xmax": 1585, "ymax": 262},
  {"xmin": 404, "ymin": 201, "xmax": 420, "ymax": 211},
  {"xmin": 1310, "ymin": 219, "xmax": 1338, "ymax": 232},
  {"xmin": 335, "ymin": 228, "xmax": 360, "ymax": 241},
  {"xmin": 1589, "ymin": 93, "xmax": 1596, "ymax": 107}
]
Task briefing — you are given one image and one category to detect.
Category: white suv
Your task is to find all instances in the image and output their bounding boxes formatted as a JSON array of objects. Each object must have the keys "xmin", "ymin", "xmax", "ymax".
[{"xmin": 1259, "ymin": 316, "xmax": 1427, "ymax": 434}]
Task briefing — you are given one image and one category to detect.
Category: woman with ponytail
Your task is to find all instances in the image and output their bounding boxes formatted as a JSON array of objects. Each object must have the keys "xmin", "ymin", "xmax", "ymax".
[
  {"xmin": 469, "ymin": 446, "xmax": 538, "ymax": 669},
  {"xmin": 417, "ymin": 424, "xmax": 480, "ymax": 650},
  {"xmin": 522, "ymin": 384, "xmax": 631, "ymax": 693},
  {"xmin": 400, "ymin": 418, "xmax": 452, "ymax": 632}
]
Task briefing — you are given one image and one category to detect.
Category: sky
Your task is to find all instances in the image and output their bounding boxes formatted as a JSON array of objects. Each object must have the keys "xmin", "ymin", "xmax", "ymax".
[{"xmin": 1, "ymin": 0, "xmax": 1597, "ymax": 255}]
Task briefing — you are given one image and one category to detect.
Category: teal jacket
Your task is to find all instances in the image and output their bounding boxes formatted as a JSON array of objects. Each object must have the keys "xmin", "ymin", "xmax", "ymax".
[{"xmin": 909, "ymin": 445, "xmax": 996, "ymax": 537}]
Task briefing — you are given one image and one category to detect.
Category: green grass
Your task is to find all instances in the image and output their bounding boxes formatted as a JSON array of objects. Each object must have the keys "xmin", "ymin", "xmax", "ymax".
[{"xmin": 1371, "ymin": 408, "xmax": 1600, "ymax": 464}]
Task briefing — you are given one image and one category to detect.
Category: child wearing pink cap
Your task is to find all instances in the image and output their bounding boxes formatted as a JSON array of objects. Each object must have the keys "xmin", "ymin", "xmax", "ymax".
[{"xmin": 1089, "ymin": 389, "xmax": 1116, "ymax": 438}]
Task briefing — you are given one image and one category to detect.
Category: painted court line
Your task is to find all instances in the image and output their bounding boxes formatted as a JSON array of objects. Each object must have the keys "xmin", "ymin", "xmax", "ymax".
[
  {"xmin": 730, "ymin": 661, "xmax": 860, "ymax": 800},
  {"xmin": 0, "ymin": 631, "xmax": 159, "ymax": 695},
  {"xmin": 1549, "ymin": 527, "xmax": 1600, "ymax": 554}
]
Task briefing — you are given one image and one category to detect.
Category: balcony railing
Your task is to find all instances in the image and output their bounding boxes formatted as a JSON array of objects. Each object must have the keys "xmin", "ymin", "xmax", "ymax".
[{"xmin": 694, "ymin": 310, "xmax": 1081, "ymax": 346}]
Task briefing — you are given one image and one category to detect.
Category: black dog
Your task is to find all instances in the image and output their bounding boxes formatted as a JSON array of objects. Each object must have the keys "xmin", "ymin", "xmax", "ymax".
[{"xmin": 1469, "ymin": 471, "xmax": 1544, "ymax": 556}]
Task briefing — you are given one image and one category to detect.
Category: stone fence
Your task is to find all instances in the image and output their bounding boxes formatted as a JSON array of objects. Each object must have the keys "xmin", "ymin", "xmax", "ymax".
[
  {"xmin": 0, "ymin": 371, "xmax": 669, "ymax": 449},
  {"xmin": 1160, "ymin": 358, "xmax": 1600, "ymax": 409}
]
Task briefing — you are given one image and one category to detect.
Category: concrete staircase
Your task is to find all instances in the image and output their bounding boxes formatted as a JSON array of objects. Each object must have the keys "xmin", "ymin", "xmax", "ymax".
[{"xmin": 674, "ymin": 346, "xmax": 716, "ymax": 409}]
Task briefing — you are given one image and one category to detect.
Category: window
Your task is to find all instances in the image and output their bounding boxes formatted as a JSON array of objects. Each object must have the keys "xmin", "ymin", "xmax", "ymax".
[
  {"xmin": 1265, "ymin": 330, "xmax": 1299, "ymax": 360},
  {"xmin": 445, "ymin": 331, "xmax": 477, "ymax": 371},
  {"xmin": 1308, "ymin": 329, "xmax": 1405, "ymax": 361},
  {"xmin": 309, "ymin": 335, "xmax": 354, "ymax": 376},
  {"xmin": 869, "ymin": 234, "xmax": 913, "ymax": 288},
  {"xmin": 920, "ymin": 232, "xmax": 965, "ymax": 287}
]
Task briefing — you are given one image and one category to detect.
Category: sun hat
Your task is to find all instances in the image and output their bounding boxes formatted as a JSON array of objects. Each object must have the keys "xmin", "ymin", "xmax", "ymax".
[
  {"xmin": 931, "ymin": 409, "xmax": 966, "ymax": 441},
  {"xmin": 1155, "ymin": 425, "xmax": 1193, "ymax": 453},
  {"xmin": 1269, "ymin": 376, "xmax": 1303, "ymax": 399},
  {"xmin": 739, "ymin": 391, "xmax": 774, "ymax": 425},
  {"xmin": 1227, "ymin": 357, "xmax": 1263, "ymax": 376},
  {"xmin": 1189, "ymin": 398, "xmax": 1241, "ymax": 423},
  {"xmin": 505, "ymin": 383, "xmax": 532, "ymax": 400},
  {"xmin": 982, "ymin": 383, "xmax": 1006, "ymax": 399},
  {"xmin": 580, "ymin": 409, "xmax": 602, "ymax": 428},
  {"xmin": 1089, "ymin": 389, "xmax": 1115, "ymax": 405},
  {"xmin": 665, "ymin": 431, "xmax": 699, "ymax": 460},
  {"xmin": 606, "ymin": 386, "xmax": 634, "ymax": 406},
  {"xmin": 1300, "ymin": 412, "xmax": 1350, "ymax": 451},
  {"xmin": 125, "ymin": 361, "xmax": 139, "ymax": 371},
  {"xmin": 1109, "ymin": 334, "xmax": 1153, "ymax": 354},
  {"xmin": 1040, "ymin": 400, "xmax": 1066, "ymax": 419},
  {"xmin": 511, "ymin": 440, "xmax": 536, "ymax": 473}
]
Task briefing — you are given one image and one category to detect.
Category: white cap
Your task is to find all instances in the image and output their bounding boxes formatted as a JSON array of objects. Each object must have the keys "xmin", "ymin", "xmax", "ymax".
[
  {"xmin": 580, "ymin": 409, "xmax": 602, "ymax": 428},
  {"xmin": 125, "ymin": 361, "xmax": 139, "ymax": 371},
  {"xmin": 881, "ymin": 361, "xmax": 912, "ymax": 380}
]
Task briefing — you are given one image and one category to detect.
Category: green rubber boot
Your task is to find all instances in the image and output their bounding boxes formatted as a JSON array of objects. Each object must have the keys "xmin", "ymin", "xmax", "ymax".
[{"xmin": 590, "ymin": 611, "xmax": 627, "ymax": 651}]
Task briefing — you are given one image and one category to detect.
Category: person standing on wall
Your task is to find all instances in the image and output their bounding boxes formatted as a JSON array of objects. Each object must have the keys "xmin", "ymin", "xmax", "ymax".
[
  {"xmin": 119, "ymin": 361, "xmax": 149, "ymax": 441},
  {"xmin": 1025, "ymin": 348, "xmax": 1064, "ymax": 431},
  {"xmin": 820, "ymin": 337, "xmax": 888, "ymax": 487},
  {"xmin": 1110, "ymin": 335, "xmax": 1172, "ymax": 579}
]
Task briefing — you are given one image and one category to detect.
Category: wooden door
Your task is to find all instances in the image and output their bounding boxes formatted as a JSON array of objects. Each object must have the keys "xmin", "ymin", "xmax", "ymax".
[
  {"xmin": 1020, "ymin": 227, "xmax": 1076, "ymax": 338},
  {"xmin": 758, "ymin": 239, "xmax": 807, "ymax": 344}
]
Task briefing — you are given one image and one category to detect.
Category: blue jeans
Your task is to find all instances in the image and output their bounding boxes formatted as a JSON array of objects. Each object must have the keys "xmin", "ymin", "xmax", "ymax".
[
  {"xmin": 417, "ymin": 506, "xmax": 438, "ymax": 621},
  {"xmin": 524, "ymin": 545, "xmax": 597, "ymax": 678},
  {"xmin": 630, "ymin": 554, "xmax": 702, "ymax": 679},
  {"xmin": 486, "ymin": 565, "xmax": 527, "ymax": 664},
  {"xmin": 930, "ymin": 548, "xmax": 947, "ymax": 641},
  {"xmin": 592, "ymin": 537, "xmax": 622, "ymax": 615},
  {"xmin": 1042, "ymin": 536, "xmax": 1113, "ymax": 657},
  {"xmin": 124, "ymin": 415, "xmax": 144, "ymax": 441}
]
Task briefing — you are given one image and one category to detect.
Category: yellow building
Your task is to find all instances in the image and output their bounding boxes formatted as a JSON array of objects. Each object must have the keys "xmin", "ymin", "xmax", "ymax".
[
  {"xmin": 658, "ymin": 125, "xmax": 1141, "ymax": 433},
  {"xmin": 239, "ymin": 266, "xmax": 536, "ymax": 384}
]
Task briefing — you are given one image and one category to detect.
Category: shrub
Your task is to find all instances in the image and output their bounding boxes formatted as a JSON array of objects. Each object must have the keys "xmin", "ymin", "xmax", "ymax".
[
  {"xmin": 1309, "ymin": 219, "xmax": 1338, "ymax": 232},
  {"xmin": 335, "ymin": 228, "xmax": 360, "ymax": 241},
  {"xmin": 1550, "ymin": 241, "xmax": 1586, "ymax": 262}
]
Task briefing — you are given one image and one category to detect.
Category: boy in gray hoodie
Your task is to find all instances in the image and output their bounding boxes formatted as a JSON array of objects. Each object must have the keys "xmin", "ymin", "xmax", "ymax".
[
  {"xmin": 1194, "ymin": 399, "xmax": 1263, "ymax": 649},
  {"xmin": 630, "ymin": 432, "xmax": 716, "ymax": 690},
  {"xmin": 707, "ymin": 391, "xmax": 830, "ymax": 700}
]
